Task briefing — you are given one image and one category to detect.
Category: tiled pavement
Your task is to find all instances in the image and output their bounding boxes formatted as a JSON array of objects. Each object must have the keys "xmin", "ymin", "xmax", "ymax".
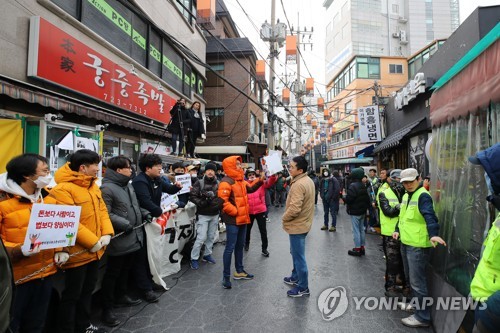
[{"xmin": 98, "ymin": 202, "xmax": 434, "ymax": 333}]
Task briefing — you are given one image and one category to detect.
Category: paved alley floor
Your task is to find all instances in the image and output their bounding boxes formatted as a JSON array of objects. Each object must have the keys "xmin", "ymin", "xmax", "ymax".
[{"xmin": 101, "ymin": 202, "xmax": 434, "ymax": 333}]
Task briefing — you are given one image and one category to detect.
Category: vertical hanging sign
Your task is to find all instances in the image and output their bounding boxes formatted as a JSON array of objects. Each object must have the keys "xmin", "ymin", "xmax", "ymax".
[{"xmin": 357, "ymin": 106, "xmax": 382, "ymax": 143}]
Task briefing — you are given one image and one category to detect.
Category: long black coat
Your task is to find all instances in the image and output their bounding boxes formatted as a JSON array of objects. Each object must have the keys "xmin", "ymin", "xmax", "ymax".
[
  {"xmin": 100, "ymin": 169, "xmax": 146, "ymax": 256},
  {"xmin": 188, "ymin": 108, "xmax": 205, "ymax": 138},
  {"xmin": 169, "ymin": 102, "xmax": 191, "ymax": 135}
]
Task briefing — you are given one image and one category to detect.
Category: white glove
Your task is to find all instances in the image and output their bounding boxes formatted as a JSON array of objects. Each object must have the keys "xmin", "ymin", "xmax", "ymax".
[
  {"xmin": 89, "ymin": 241, "xmax": 103, "ymax": 253},
  {"xmin": 22, "ymin": 245, "xmax": 41, "ymax": 257},
  {"xmin": 201, "ymin": 134, "xmax": 206, "ymax": 139},
  {"xmin": 99, "ymin": 235, "xmax": 111, "ymax": 247},
  {"xmin": 54, "ymin": 252, "xmax": 70, "ymax": 265}
]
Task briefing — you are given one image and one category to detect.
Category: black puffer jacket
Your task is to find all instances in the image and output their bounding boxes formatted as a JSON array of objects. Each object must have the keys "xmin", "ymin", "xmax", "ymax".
[
  {"xmin": 344, "ymin": 179, "xmax": 371, "ymax": 215},
  {"xmin": 132, "ymin": 172, "xmax": 181, "ymax": 217},
  {"xmin": 169, "ymin": 102, "xmax": 191, "ymax": 135},
  {"xmin": 101, "ymin": 169, "xmax": 147, "ymax": 256},
  {"xmin": 189, "ymin": 176, "xmax": 223, "ymax": 216},
  {"xmin": 0, "ymin": 238, "xmax": 13, "ymax": 333}
]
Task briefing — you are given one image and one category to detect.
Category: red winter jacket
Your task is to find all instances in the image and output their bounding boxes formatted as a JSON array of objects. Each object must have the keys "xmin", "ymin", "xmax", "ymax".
[{"xmin": 246, "ymin": 175, "xmax": 277, "ymax": 215}]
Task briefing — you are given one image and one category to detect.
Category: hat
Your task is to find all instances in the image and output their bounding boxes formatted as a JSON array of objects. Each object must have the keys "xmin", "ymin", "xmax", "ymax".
[
  {"xmin": 172, "ymin": 162, "xmax": 185, "ymax": 170},
  {"xmin": 400, "ymin": 168, "xmax": 419, "ymax": 182},
  {"xmin": 390, "ymin": 169, "xmax": 402, "ymax": 180},
  {"xmin": 469, "ymin": 143, "xmax": 500, "ymax": 194},
  {"xmin": 192, "ymin": 160, "xmax": 201, "ymax": 166},
  {"xmin": 245, "ymin": 168, "xmax": 256, "ymax": 176},
  {"xmin": 187, "ymin": 165, "xmax": 197, "ymax": 172},
  {"xmin": 205, "ymin": 162, "xmax": 217, "ymax": 173},
  {"xmin": 350, "ymin": 167, "xmax": 365, "ymax": 180}
]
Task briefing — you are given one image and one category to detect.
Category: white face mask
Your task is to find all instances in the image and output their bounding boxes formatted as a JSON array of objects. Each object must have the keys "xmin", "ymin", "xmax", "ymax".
[
  {"xmin": 33, "ymin": 174, "xmax": 53, "ymax": 189},
  {"xmin": 323, "ymin": 172, "xmax": 329, "ymax": 177}
]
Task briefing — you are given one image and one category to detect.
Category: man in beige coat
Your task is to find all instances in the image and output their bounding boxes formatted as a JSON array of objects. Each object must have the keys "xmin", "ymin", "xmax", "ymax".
[{"xmin": 282, "ymin": 156, "xmax": 315, "ymax": 297}]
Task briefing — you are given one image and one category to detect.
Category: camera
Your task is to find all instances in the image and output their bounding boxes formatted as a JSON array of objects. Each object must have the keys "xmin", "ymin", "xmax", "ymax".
[
  {"xmin": 44, "ymin": 113, "xmax": 63, "ymax": 122},
  {"xmin": 95, "ymin": 124, "xmax": 109, "ymax": 131}
]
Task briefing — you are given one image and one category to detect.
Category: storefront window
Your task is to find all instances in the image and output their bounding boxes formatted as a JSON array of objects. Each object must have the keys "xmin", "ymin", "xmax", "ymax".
[
  {"xmin": 103, "ymin": 135, "xmax": 119, "ymax": 163},
  {"xmin": 121, "ymin": 138, "xmax": 138, "ymax": 165}
]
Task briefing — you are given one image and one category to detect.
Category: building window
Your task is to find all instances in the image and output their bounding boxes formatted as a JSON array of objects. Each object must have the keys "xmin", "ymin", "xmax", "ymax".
[
  {"xmin": 250, "ymin": 113, "xmax": 256, "ymax": 135},
  {"xmin": 206, "ymin": 108, "xmax": 224, "ymax": 132},
  {"xmin": 357, "ymin": 57, "xmax": 380, "ymax": 79},
  {"xmin": 206, "ymin": 64, "xmax": 225, "ymax": 87},
  {"xmin": 392, "ymin": 4, "xmax": 399, "ymax": 13},
  {"xmin": 389, "ymin": 64, "xmax": 403, "ymax": 74},
  {"xmin": 250, "ymin": 76, "xmax": 256, "ymax": 95},
  {"xmin": 335, "ymin": 107, "xmax": 340, "ymax": 121},
  {"xmin": 345, "ymin": 101, "xmax": 353, "ymax": 115},
  {"xmin": 175, "ymin": 0, "xmax": 197, "ymax": 25}
]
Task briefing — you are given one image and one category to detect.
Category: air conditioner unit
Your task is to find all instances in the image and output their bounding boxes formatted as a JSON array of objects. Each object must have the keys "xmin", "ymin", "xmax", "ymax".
[
  {"xmin": 246, "ymin": 134, "xmax": 259, "ymax": 143},
  {"xmin": 392, "ymin": 32, "xmax": 400, "ymax": 38},
  {"xmin": 260, "ymin": 133, "xmax": 267, "ymax": 144},
  {"xmin": 400, "ymin": 30, "xmax": 408, "ymax": 44},
  {"xmin": 398, "ymin": 16, "xmax": 408, "ymax": 23}
]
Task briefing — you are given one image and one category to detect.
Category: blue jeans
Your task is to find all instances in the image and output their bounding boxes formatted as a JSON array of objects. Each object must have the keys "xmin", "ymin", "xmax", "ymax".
[
  {"xmin": 223, "ymin": 224, "xmax": 247, "ymax": 277},
  {"xmin": 191, "ymin": 214, "xmax": 219, "ymax": 260},
  {"xmin": 475, "ymin": 291, "xmax": 500, "ymax": 332},
  {"xmin": 401, "ymin": 244, "xmax": 431, "ymax": 323},
  {"xmin": 289, "ymin": 233, "xmax": 309, "ymax": 290},
  {"xmin": 350, "ymin": 215, "xmax": 365, "ymax": 247},
  {"xmin": 323, "ymin": 200, "xmax": 339, "ymax": 227}
]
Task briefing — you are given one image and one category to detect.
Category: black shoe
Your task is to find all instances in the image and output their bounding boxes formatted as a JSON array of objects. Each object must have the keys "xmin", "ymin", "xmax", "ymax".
[
  {"xmin": 262, "ymin": 250, "xmax": 269, "ymax": 257},
  {"xmin": 360, "ymin": 247, "xmax": 366, "ymax": 255},
  {"xmin": 143, "ymin": 290, "xmax": 161, "ymax": 303},
  {"xmin": 101, "ymin": 309, "xmax": 120, "ymax": 327},
  {"xmin": 348, "ymin": 248, "xmax": 362, "ymax": 256},
  {"xmin": 152, "ymin": 282, "xmax": 166, "ymax": 292},
  {"xmin": 244, "ymin": 245, "xmax": 249, "ymax": 251},
  {"xmin": 114, "ymin": 295, "xmax": 142, "ymax": 308}
]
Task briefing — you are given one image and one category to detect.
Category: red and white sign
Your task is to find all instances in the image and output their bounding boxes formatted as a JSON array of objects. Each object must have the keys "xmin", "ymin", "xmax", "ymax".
[{"xmin": 28, "ymin": 16, "xmax": 175, "ymax": 124}]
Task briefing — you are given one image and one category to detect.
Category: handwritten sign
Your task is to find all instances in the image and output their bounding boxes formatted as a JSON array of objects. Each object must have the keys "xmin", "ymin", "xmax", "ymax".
[
  {"xmin": 160, "ymin": 193, "xmax": 179, "ymax": 212},
  {"xmin": 22, "ymin": 204, "xmax": 81, "ymax": 252},
  {"xmin": 263, "ymin": 150, "xmax": 283, "ymax": 176},
  {"xmin": 175, "ymin": 174, "xmax": 192, "ymax": 195}
]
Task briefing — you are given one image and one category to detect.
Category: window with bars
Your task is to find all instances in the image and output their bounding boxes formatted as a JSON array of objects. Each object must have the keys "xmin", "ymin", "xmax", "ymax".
[
  {"xmin": 206, "ymin": 64, "xmax": 225, "ymax": 87},
  {"xmin": 389, "ymin": 64, "xmax": 403, "ymax": 74}
]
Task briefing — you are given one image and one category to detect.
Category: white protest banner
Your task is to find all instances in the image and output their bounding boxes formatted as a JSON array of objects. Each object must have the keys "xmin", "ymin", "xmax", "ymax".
[
  {"xmin": 358, "ymin": 105, "xmax": 382, "ymax": 143},
  {"xmin": 160, "ymin": 193, "xmax": 178, "ymax": 212},
  {"xmin": 263, "ymin": 150, "xmax": 283, "ymax": 175},
  {"xmin": 146, "ymin": 202, "xmax": 197, "ymax": 285},
  {"xmin": 21, "ymin": 204, "xmax": 81, "ymax": 252},
  {"xmin": 175, "ymin": 174, "xmax": 192, "ymax": 195}
]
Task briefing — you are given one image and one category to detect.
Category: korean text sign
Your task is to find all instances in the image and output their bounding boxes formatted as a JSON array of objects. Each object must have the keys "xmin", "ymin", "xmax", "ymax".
[
  {"xmin": 175, "ymin": 174, "xmax": 192, "ymax": 195},
  {"xmin": 357, "ymin": 105, "xmax": 382, "ymax": 143},
  {"xmin": 27, "ymin": 16, "xmax": 175, "ymax": 124},
  {"xmin": 22, "ymin": 204, "xmax": 81, "ymax": 252}
]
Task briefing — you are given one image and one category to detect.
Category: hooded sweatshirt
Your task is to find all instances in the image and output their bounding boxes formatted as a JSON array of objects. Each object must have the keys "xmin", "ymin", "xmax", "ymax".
[
  {"xmin": 0, "ymin": 173, "xmax": 59, "ymax": 283},
  {"xmin": 48, "ymin": 163, "xmax": 114, "ymax": 268}
]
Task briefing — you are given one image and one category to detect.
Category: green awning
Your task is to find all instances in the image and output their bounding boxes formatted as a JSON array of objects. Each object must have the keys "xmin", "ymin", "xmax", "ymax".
[
  {"xmin": 432, "ymin": 22, "xmax": 500, "ymax": 91},
  {"xmin": 321, "ymin": 157, "xmax": 373, "ymax": 165}
]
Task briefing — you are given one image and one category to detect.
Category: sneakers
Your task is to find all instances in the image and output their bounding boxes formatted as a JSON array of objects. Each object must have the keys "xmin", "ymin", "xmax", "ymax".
[
  {"xmin": 329, "ymin": 226, "xmax": 336, "ymax": 232},
  {"xmin": 283, "ymin": 276, "xmax": 298, "ymax": 286},
  {"xmin": 202, "ymin": 255, "xmax": 216, "ymax": 264},
  {"xmin": 348, "ymin": 248, "xmax": 363, "ymax": 256},
  {"xmin": 142, "ymin": 290, "xmax": 161, "ymax": 303},
  {"xmin": 152, "ymin": 282, "xmax": 167, "ymax": 292},
  {"xmin": 401, "ymin": 314, "xmax": 430, "ymax": 328},
  {"xmin": 84, "ymin": 324, "xmax": 108, "ymax": 333},
  {"xmin": 261, "ymin": 250, "xmax": 270, "ymax": 257},
  {"xmin": 222, "ymin": 276, "xmax": 232, "ymax": 289},
  {"xmin": 397, "ymin": 301, "xmax": 416, "ymax": 312},
  {"xmin": 114, "ymin": 295, "xmax": 142, "ymax": 308},
  {"xmin": 101, "ymin": 308, "xmax": 120, "ymax": 327},
  {"xmin": 360, "ymin": 246, "xmax": 366, "ymax": 255},
  {"xmin": 321, "ymin": 225, "xmax": 328, "ymax": 230},
  {"xmin": 190, "ymin": 259, "xmax": 199, "ymax": 270},
  {"xmin": 233, "ymin": 270, "xmax": 254, "ymax": 280},
  {"xmin": 287, "ymin": 287, "xmax": 310, "ymax": 297},
  {"xmin": 266, "ymin": 217, "xmax": 270, "ymax": 223},
  {"xmin": 367, "ymin": 227, "xmax": 378, "ymax": 234}
]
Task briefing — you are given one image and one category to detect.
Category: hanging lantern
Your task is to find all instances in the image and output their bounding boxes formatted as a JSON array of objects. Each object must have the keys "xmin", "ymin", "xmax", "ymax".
[
  {"xmin": 297, "ymin": 102, "xmax": 304, "ymax": 116},
  {"xmin": 256, "ymin": 60, "xmax": 265, "ymax": 81},
  {"xmin": 317, "ymin": 98, "xmax": 324, "ymax": 112},
  {"xmin": 196, "ymin": 0, "xmax": 216, "ymax": 29},
  {"xmin": 306, "ymin": 114, "xmax": 312, "ymax": 125},
  {"xmin": 282, "ymin": 88, "xmax": 290, "ymax": 105},
  {"xmin": 312, "ymin": 120, "xmax": 317, "ymax": 129},
  {"xmin": 316, "ymin": 127, "xmax": 320, "ymax": 134},
  {"xmin": 286, "ymin": 35, "xmax": 297, "ymax": 63},
  {"xmin": 350, "ymin": 125, "xmax": 355, "ymax": 131},
  {"xmin": 328, "ymin": 118, "xmax": 333, "ymax": 127},
  {"xmin": 306, "ymin": 78, "xmax": 314, "ymax": 96},
  {"xmin": 323, "ymin": 108, "xmax": 329, "ymax": 120}
]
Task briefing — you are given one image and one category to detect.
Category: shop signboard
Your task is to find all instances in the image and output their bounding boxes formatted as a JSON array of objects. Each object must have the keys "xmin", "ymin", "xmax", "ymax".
[
  {"xmin": 357, "ymin": 105, "xmax": 382, "ymax": 143},
  {"xmin": 27, "ymin": 16, "xmax": 176, "ymax": 125}
]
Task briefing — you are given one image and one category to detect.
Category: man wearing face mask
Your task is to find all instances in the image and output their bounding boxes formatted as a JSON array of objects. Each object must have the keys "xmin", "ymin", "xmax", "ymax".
[
  {"xmin": 319, "ymin": 168, "xmax": 340, "ymax": 232},
  {"xmin": 99, "ymin": 156, "xmax": 146, "ymax": 327},
  {"xmin": 189, "ymin": 162, "xmax": 223, "ymax": 269},
  {"xmin": 49, "ymin": 149, "xmax": 114, "ymax": 333},
  {"xmin": 468, "ymin": 143, "xmax": 500, "ymax": 333},
  {"xmin": 0, "ymin": 154, "xmax": 66, "ymax": 333}
]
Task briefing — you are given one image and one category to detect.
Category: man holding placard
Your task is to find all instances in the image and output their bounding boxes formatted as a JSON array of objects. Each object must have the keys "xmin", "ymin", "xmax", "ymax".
[
  {"xmin": 0, "ymin": 154, "xmax": 67, "ymax": 333},
  {"xmin": 49, "ymin": 149, "xmax": 114, "ymax": 333}
]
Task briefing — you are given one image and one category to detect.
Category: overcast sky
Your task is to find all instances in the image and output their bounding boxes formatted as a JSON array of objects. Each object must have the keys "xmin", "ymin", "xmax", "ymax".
[{"xmin": 223, "ymin": 0, "xmax": 499, "ymax": 94}]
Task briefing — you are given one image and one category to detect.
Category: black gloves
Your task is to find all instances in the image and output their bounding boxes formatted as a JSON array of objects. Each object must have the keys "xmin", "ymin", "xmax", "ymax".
[
  {"xmin": 144, "ymin": 214, "xmax": 153, "ymax": 224},
  {"xmin": 124, "ymin": 224, "xmax": 134, "ymax": 235}
]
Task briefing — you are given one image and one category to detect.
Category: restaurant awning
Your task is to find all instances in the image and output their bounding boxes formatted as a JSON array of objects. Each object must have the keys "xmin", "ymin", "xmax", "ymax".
[
  {"xmin": 0, "ymin": 79, "xmax": 167, "ymax": 136},
  {"xmin": 322, "ymin": 157, "xmax": 373, "ymax": 165},
  {"xmin": 355, "ymin": 144, "xmax": 375, "ymax": 157},
  {"xmin": 373, "ymin": 118, "xmax": 425, "ymax": 153},
  {"xmin": 196, "ymin": 145, "xmax": 247, "ymax": 155}
]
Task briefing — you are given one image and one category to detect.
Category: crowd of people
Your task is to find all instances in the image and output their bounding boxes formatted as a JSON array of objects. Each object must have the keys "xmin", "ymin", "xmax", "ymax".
[{"xmin": 1, "ymin": 144, "xmax": 499, "ymax": 332}]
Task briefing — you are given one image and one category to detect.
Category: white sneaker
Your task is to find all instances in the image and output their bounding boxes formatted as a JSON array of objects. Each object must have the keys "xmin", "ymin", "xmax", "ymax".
[
  {"xmin": 397, "ymin": 302, "xmax": 415, "ymax": 312},
  {"xmin": 219, "ymin": 223, "xmax": 226, "ymax": 233},
  {"xmin": 266, "ymin": 217, "xmax": 270, "ymax": 223},
  {"xmin": 401, "ymin": 314, "xmax": 430, "ymax": 328}
]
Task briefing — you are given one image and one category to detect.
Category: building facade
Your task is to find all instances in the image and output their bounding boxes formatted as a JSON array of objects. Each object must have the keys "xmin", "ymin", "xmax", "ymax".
[{"xmin": 197, "ymin": 0, "xmax": 266, "ymax": 164}]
